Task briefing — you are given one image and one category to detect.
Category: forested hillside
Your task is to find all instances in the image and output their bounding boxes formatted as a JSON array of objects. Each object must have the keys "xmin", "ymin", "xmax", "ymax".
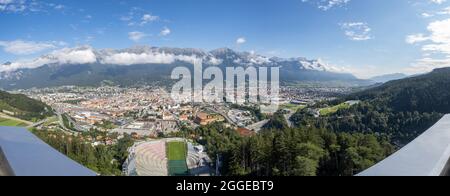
[
  {"xmin": 347, "ymin": 67, "xmax": 450, "ymax": 113},
  {"xmin": 187, "ymin": 122, "xmax": 393, "ymax": 176},
  {"xmin": 292, "ymin": 68, "xmax": 450, "ymax": 144},
  {"xmin": 0, "ymin": 90, "xmax": 53, "ymax": 121}
]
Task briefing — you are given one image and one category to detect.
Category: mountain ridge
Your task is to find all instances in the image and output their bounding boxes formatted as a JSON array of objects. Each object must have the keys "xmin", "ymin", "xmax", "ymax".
[
  {"xmin": 369, "ymin": 73, "xmax": 408, "ymax": 83},
  {"xmin": 347, "ymin": 67, "xmax": 450, "ymax": 113},
  {"xmin": 0, "ymin": 46, "xmax": 372, "ymax": 89}
]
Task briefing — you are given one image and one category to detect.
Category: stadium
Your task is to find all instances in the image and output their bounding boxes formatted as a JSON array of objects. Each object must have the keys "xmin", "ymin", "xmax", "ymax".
[{"xmin": 123, "ymin": 138, "xmax": 213, "ymax": 176}]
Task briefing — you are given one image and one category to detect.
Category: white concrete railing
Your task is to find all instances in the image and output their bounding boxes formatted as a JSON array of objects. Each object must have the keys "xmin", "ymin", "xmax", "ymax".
[{"xmin": 358, "ymin": 114, "xmax": 450, "ymax": 176}]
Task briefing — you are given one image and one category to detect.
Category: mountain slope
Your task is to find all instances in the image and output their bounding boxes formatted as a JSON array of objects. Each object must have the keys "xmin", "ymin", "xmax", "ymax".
[
  {"xmin": 369, "ymin": 73, "xmax": 408, "ymax": 83},
  {"xmin": 0, "ymin": 46, "xmax": 372, "ymax": 90},
  {"xmin": 348, "ymin": 67, "xmax": 450, "ymax": 113},
  {"xmin": 0, "ymin": 90, "xmax": 53, "ymax": 121},
  {"xmin": 291, "ymin": 68, "xmax": 450, "ymax": 144}
]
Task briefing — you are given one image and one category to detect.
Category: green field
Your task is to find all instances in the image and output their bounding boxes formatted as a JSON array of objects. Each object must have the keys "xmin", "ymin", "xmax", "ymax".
[
  {"xmin": 168, "ymin": 141, "xmax": 187, "ymax": 160},
  {"xmin": 280, "ymin": 103, "xmax": 306, "ymax": 111},
  {"xmin": 319, "ymin": 103, "xmax": 351, "ymax": 116},
  {"xmin": 0, "ymin": 118, "xmax": 28, "ymax": 127},
  {"xmin": 43, "ymin": 116, "xmax": 59, "ymax": 126},
  {"xmin": 167, "ymin": 141, "xmax": 189, "ymax": 176}
]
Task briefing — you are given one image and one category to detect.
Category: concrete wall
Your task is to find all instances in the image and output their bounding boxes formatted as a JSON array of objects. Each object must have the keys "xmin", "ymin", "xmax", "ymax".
[{"xmin": 0, "ymin": 147, "xmax": 14, "ymax": 176}]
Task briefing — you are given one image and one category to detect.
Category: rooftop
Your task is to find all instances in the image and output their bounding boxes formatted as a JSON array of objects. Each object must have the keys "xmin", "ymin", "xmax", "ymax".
[{"xmin": 0, "ymin": 126, "xmax": 96, "ymax": 176}]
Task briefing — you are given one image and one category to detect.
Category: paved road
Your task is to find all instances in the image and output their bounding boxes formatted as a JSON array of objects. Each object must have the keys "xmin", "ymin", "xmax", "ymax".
[
  {"xmin": 57, "ymin": 113, "xmax": 66, "ymax": 129},
  {"xmin": 26, "ymin": 117, "xmax": 54, "ymax": 129},
  {"xmin": 54, "ymin": 112, "xmax": 80, "ymax": 135},
  {"xmin": 284, "ymin": 110, "xmax": 295, "ymax": 128},
  {"xmin": 246, "ymin": 119, "xmax": 270, "ymax": 132}
]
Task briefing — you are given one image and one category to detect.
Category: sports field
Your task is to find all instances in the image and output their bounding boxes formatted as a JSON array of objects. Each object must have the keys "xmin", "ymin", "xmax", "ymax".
[
  {"xmin": 0, "ymin": 118, "xmax": 28, "ymax": 127},
  {"xmin": 167, "ymin": 141, "xmax": 189, "ymax": 176}
]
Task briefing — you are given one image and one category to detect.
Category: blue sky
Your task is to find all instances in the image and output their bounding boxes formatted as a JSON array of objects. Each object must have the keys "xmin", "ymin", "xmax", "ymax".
[{"xmin": 1, "ymin": 0, "xmax": 450, "ymax": 78}]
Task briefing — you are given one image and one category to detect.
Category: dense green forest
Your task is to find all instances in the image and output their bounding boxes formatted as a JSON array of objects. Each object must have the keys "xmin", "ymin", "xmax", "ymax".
[
  {"xmin": 291, "ymin": 102, "xmax": 442, "ymax": 144},
  {"xmin": 0, "ymin": 90, "xmax": 53, "ymax": 121},
  {"xmin": 187, "ymin": 122, "xmax": 393, "ymax": 176},
  {"xmin": 295, "ymin": 68, "xmax": 450, "ymax": 144},
  {"xmin": 346, "ymin": 67, "xmax": 450, "ymax": 113},
  {"xmin": 31, "ymin": 129, "xmax": 134, "ymax": 176}
]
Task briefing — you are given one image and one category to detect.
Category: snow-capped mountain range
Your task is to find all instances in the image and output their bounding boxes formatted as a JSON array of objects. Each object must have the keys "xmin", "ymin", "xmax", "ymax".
[
  {"xmin": 0, "ymin": 46, "xmax": 367, "ymax": 89},
  {"xmin": 1, "ymin": 46, "xmax": 345, "ymax": 73}
]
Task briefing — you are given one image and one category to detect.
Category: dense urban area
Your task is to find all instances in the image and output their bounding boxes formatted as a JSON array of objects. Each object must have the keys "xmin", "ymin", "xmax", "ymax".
[{"xmin": 3, "ymin": 84, "xmax": 382, "ymax": 176}]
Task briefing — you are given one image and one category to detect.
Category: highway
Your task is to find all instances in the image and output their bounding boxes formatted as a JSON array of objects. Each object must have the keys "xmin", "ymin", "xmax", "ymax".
[
  {"xmin": 26, "ymin": 118, "xmax": 53, "ymax": 129},
  {"xmin": 246, "ymin": 119, "xmax": 269, "ymax": 132}
]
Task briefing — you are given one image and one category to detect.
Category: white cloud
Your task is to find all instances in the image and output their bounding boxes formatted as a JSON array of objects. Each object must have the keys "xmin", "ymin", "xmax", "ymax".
[
  {"xmin": 51, "ymin": 47, "xmax": 97, "ymax": 64},
  {"xmin": 405, "ymin": 57, "xmax": 450, "ymax": 74},
  {"xmin": 0, "ymin": 40, "xmax": 57, "ymax": 55},
  {"xmin": 406, "ymin": 18, "xmax": 450, "ymax": 74},
  {"xmin": 120, "ymin": 15, "xmax": 132, "ymax": 21},
  {"xmin": 319, "ymin": 0, "xmax": 351, "ymax": 11},
  {"xmin": 406, "ymin": 34, "xmax": 430, "ymax": 44},
  {"xmin": 430, "ymin": 0, "xmax": 446, "ymax": 4},
  {"xmin": 120, "ymin": 7, "xmax": 140, "ymax": 25},
  {"xmin": 101, "ymin": 52, "xmax": 199, "ymax": 66},
  {"xmin": 0, "ymin": 0, "xmax": 67, "ymax": 13},
  {"xmin": 340, "ymin": 22, "xmax": 372, "ymax": 41},
  {"xmin": 160, "ymin": 27, "xmax": 171, "ymax": 36},
  {"xmin": 236, "ymin": 37, "xmax": 246, "ymax": 45},
  {"xmin": 420, "ymin": 19, "xmax": 450, "ymax": 53},
  {"xmin": 421, "ymin": 13, "xmax": 434, "ymax": 18},
  {"xmin": 0, "ymin": 46, "xmax": 97, "ymax": 72},
  {"xmin": 101, "ymin": 52, "xmax": 176, "ymax": 65},
  {"xmin": 85, "ymin": 36, "xmax": 95, "ymax": 43},
  {"xmin": 0, "ymin": 0, "xmax": 26, "ymax": 12},
  {"xmin": 120, "ymin": 8, "xmax": 162, "ymax": 27},
  {"xmin": 421, "ymin": 6, "xmax": 450, "ymax": 18},
  {"xmin": 128, "ymin": 31, "xmax": 149, "ymax": 42},
  {"xmin": 0, "ymin": 0, "xmax": 13, "ymax": 4},
  {"xmin": 438, "ymin": 6, "xmax": 450, "ymax": 15},
  {"xmin": 1, "ymin": 46, "xmax": 204, "ymax": 72},
  {"xmin": 302, "ymin": 0, "xmax": 351, "ymax": 11},
  {"xmin": 206, "ymin": 56, "xmax": 223, "ymax": 65},
  {"xmin": 53, "ymin": 4, "xmax": 64, "ymax": 10},
  {"xmin": 140, "ymin": 14, "xmax": 159, "ymax": 25}
]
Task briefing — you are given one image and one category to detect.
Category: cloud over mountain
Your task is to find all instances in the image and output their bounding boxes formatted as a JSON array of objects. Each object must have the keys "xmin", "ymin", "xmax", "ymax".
[
  {"xmin": 1, "ymin": 46, "xmax": 96, "ymax": 72},
  {"xmin": 1, "ymin": 46, "xmax": 349, "ymax": 74}
]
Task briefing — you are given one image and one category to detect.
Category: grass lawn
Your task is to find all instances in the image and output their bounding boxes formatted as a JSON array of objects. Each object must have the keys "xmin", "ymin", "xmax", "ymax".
[
  {"xmin": 0, "ymin": 118, "xmax": 28, "ymax": 127},
  {"xmin": 167, "ymin": 141, "xmax": 189, "ymax": 176},
  {"xmin": 167, "ymin": 141, "xmax": 187, "ymax": 161},
  {"xmin": 43, "ymin": 116, "xmax": 59, "ymax": 126},
  {"xmin": 319, "ymin": 103, "xmax": 351, "ymax": 116},
  {"xmin": 280, "ymin": 103, "xmax": 306, "ymax": 111}
]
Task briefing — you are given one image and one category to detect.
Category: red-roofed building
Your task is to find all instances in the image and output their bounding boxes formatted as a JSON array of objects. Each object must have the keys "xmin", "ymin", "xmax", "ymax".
[{"xmin": 236, "ymin": 128, "xmax": 256, "ymax": 137}]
